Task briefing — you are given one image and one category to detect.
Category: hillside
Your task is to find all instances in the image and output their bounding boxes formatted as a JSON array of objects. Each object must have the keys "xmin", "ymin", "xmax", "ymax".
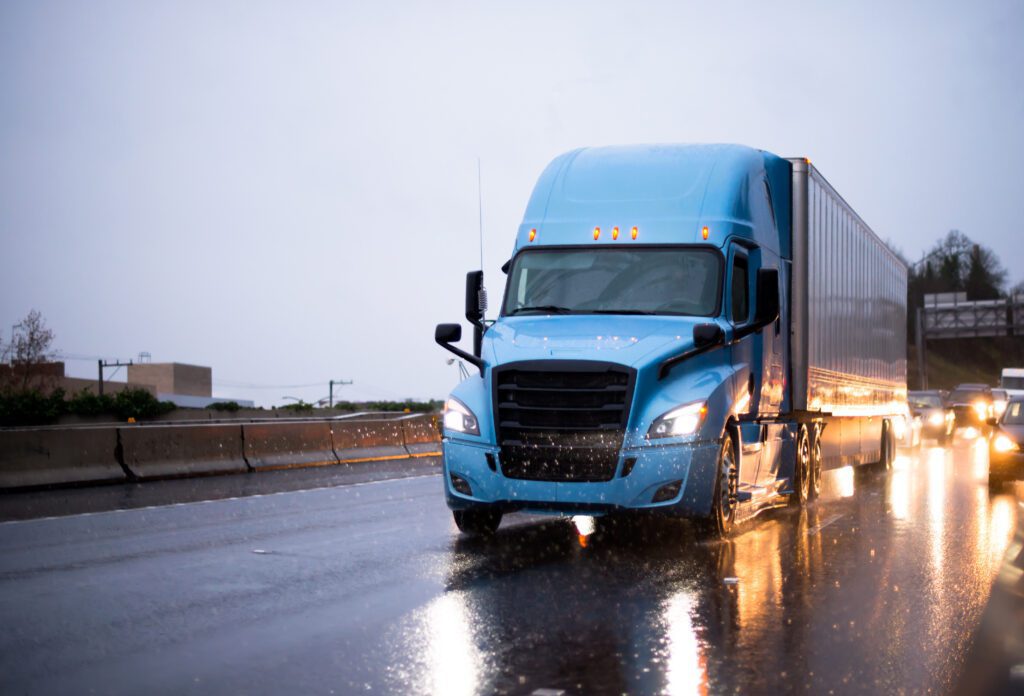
[{"xmin": 908, "ymin": 336, "xmax": 1024, "ymax": 390}]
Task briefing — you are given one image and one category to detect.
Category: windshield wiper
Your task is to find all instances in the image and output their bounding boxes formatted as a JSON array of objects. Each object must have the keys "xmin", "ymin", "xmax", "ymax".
[
  {"xmin": 507, "ymin": 305, "xmax": 574, "ymax": 315},
  {"xmin": 588, "ymin": 309, "xmax": 657, "ymax": 315}
]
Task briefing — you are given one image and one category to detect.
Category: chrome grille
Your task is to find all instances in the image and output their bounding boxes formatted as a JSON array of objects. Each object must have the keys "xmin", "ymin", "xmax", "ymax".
[{"xmin": 493, "ymin": 361, "xmax": 635, "ymax": 482}]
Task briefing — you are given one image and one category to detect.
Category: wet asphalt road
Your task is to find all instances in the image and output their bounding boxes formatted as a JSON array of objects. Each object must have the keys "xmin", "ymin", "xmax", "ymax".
[{"xmin": 0, "ymin": 440, "xmax": 1021, "ymax": 695}]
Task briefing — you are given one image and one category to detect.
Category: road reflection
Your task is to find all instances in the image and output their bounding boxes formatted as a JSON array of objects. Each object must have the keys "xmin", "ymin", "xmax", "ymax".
[{"xmin": 389, "ymin": 442, "xmax": 1019, "ymax": 695}]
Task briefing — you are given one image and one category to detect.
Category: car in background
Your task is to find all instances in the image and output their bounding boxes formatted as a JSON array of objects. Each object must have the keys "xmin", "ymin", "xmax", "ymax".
[
  {"xmin": 988, "ymin": 398, "xmax": 1024, "ymax": 485},
  {"xmin": 1001, "ymin": 367, "xmax": 1024, "ymax": 399},
  {"xmin": 894, "ymin": 402, "xmax": 922, "ymax": 449},
  {"xmin": 947, "ymin": 383, "xmax": 994, "ymax": 439},
  {"xmin": 908, "ymin": 390, "xmax": 954, "ymax": 444},
  {"xmin": 992, "ymin": 389, "xmax": 1009, "ymax": 418}
]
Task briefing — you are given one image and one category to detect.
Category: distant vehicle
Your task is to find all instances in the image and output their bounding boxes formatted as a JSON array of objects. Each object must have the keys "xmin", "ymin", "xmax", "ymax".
[
  {"xmin": 988, "ymin": 398, "xmax": 1024, "ymax": 485},
  {"xmin": 436, "ymin": 144, "xmax": 908, "ymax": 537},
  {"xmin": 992, "ymin": 389, "xmax": 1009, "ymax": 418},
  {"xmin": 1001, "ymin": 368, "xmax": 1024, "ymax": 399},
  {"xmin": 908, "ymin": 390, "xmax": 954, "ymax": 445},
  {"xmin": 948, "ymin": 383, "xmax": 994, "ymax": 437},
  {"xmin": 894, "ymin": 402, "xmax": 922, "ymax": 449}
]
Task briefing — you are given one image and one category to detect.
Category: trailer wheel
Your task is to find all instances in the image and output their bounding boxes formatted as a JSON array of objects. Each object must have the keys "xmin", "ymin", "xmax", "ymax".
[
  {"xmin": 878, "ymin": 421, "xmax": 894, "ymax": 470},
  {"xmin": 697, "ymin": 434, "xmax": 738, "ymax": 539},
  {"xmin": 453, "ymin": 509, "xmax": 502, "ymax": 536},
  {"xmin": 790, "ymin": 425, "xmax": 811, "ymax": 506},
  {"xmin": 809, "ymin": 426, "xmax": 823, "ymax": 500}
]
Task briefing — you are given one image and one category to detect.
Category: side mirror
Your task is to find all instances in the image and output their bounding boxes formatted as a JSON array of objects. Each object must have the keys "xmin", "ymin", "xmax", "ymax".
[
  {"xmin": 693, "ymin": 323, "xmax": 725, "ymax": 349},
  {"xmin": 754, "ymin": 268, "xmax": 780, "ymax": 328},
  {"xmin": 465, "ymin": 271, "xmax": 486, "ymax": 324},
  {"xmin": 435, "ymin": 323, "xmax": 462, "ymax": 344},
  {"xmin": 986, "ymin": 417, "xmax": 998, "ymax": 427},
  {"xmin": 435, "ymin": 322, "xmax": 485, "ymax": 375}
]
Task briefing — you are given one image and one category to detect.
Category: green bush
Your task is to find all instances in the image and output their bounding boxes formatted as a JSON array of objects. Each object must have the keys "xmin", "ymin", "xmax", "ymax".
[
  {"xmin": 205, "ymin": 401, "xmax": 241, "ymax": 412},
  {"xmin": 67, "ymin": 390, "xmax": 115, "ymax": 416},
  {"xmin": 280, "ymin": 401, "xmax": 314, "ymax": 412},
  {"xmin": 0, "ymin": 388, "xmax": 67, "ymax": 427},
  {"xmin": 112, "ymin": 388, "xmax": 176, "ymax": 419},
  {"xmin": 330, "ymin": 399, "xmax": 443, "ymax": 413}
]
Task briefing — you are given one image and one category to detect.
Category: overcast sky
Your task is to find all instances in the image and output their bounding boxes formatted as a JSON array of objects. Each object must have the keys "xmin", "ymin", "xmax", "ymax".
[{"xmin": 2, "ymin": 0, "xmax": 1022, "ymax": 406}]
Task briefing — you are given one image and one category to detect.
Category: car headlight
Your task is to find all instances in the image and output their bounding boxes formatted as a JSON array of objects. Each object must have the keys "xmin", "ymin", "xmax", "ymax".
[
  {"xmin": 972, "ymin": 401, "xmax": 989, "ymax": 419},
  {"xmin": 649, "ymin": 401, "xmax": 707, "ymax": 439},
  {"xmin": 993, "ymin": 434, "xmax": 1019, "ymax": 453},
  {"xmin": 892, "ymin": 415, "xmax": 907, "ymax": 439},
  {"xmin": 443, "ymin": 397, "xmax": 480, "ymax": 436},
  {"xmin": 928, "ymin": 412, "xmax": 944, "ymax": 426}
]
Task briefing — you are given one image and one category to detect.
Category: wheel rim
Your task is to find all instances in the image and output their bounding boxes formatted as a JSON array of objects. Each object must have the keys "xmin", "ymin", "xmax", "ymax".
[
  {"xmin": 811, "ymin": 434, "xmax": 822, "ymax": 496},
  {"xmin": 798, "ymin": 429, "xmax": 810, "ymax": 501},
  {"xmin": 718, "ymin": 439, "xmax": 737, "ymax": 529}
]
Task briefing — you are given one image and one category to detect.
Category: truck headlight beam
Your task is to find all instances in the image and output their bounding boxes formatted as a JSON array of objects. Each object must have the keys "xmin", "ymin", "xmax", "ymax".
[
  {"xmin": 444, "ymin": 397, "xmax": 480, "ymax": 436},
  {"xmin": 649, "ymin": 401, "xmax": 707, "ymax": 439}
]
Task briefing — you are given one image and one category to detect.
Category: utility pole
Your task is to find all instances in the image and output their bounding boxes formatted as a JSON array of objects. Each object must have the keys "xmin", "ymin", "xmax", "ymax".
[
  {"xmin": 329, "ymin": 379, "xmax": 353, "ymax": 408},
  {"xmin": 98, "ymin": 359, "xmax": 133, "ymax": 396}
]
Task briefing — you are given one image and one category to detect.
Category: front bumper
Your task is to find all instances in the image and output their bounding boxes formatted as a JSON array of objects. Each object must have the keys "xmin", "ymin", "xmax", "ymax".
[
  {"xmin": 989, "ymin": 449, "xmax": 1024, "ymax": 480},
  {"xmin": 442, "ymin": 437, "xmax": 720, "ymax": 518}
]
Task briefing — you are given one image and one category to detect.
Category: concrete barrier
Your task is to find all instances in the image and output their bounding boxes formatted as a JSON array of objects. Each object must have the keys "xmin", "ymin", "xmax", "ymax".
[
  {"xmin": 243, "ymin": 421, "xmax": 339, "ymax": 471},
  {"xmin": 0, "ymin": 427, "xmax": 125, "ymax": 489},
  {"xmin": 120, "ymin": 424, "xmax": 248, "ymax": 479},
  {"xmin": 332, "ymin": 419, "xmax": 408, "ymax": 462},
  {"xmin": 401, "ymin": 414, "xmax": 442, "ymax": 456}
]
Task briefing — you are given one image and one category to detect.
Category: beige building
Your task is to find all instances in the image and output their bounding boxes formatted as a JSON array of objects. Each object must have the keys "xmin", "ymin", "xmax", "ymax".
[{"xmin": 127, "ymin": 363, "xmax": 211, "ymax": 398}]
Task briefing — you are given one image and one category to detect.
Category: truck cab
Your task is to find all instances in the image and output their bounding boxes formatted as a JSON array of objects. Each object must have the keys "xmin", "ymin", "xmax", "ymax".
[{"xmin": 436, "ymin": 144, "xmax": 905, "ymax": 536}]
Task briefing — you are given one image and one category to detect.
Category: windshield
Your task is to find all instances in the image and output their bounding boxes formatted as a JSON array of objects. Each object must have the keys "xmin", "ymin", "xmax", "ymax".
[
  {"xmin": 503, "ymin": 247, "xmax": 721, "ymax": 316},
  {"xmin": 910, "ymin": 394, "xmax": 943, "ymax": 408},
  {"xmin": 1002, "ymin": 376, "xmax": 1024, "ymax": 389},
  {"xmin": 949, "ymin": 388, "xmax": 990, "ymax": 403},
  {"xmin": 1004, "ymin": 401, "xmax": 1024, "ymax": 424}
]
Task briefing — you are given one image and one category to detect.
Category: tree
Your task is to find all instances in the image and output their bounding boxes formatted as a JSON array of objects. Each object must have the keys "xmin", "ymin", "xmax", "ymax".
[
  {"xmin": 964, "ymin": 244, "xmax": 1006, "ymax": 301},
  {"xmin": 0, "ymin": 310, "xmax": 56, "ymax": 393}
]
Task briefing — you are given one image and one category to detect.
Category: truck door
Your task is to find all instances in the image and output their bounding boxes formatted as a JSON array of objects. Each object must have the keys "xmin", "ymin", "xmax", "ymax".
[
  {"xmin": 750, "ymin": 247, "xmax": 785, "ymax": 487},
  {"xmin": 727, "ymin": 245, "xmax": 762, "ymax": 490}
]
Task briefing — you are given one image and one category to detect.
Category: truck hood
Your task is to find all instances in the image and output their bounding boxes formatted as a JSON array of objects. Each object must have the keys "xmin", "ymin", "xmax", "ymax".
[{"xmin": 486, "ymin": 315, "xmax": 706, "ymax": 369}]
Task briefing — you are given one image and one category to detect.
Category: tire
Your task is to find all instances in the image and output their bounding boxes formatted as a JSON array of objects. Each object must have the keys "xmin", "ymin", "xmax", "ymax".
[
  {"xmin": 696, "ymin": 434, "xmax": 738, "ymax": 539},
  {"xmin": 453, "ymin": 509, "xmax": 502, "ymax": 536},
  {"xmin": 809, "ymin": 426, "xmax": 823, "ymax": 500},
  {"xmin": 790, "ymin": 425, "xmax": 811, "ymax": 506},
  {"xmin": 877, "ymin": 421, "xmax": 893, "ymax": 471}
]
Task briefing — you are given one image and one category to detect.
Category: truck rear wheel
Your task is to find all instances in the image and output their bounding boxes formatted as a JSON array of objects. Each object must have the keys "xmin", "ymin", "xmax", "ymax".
[
  {"xmin": 878, "ymin": 421, "xmax": 894, "ymax": 470},
  {"xmin": 809, "ymin": 426, "xmax": 822, "ymax": 499},
  {"xmin": 790, "ymin": 425, "xmax": 811, "ymax": 506},
  {"xmin": 453, "ymin": 509, "xmax": 502, "ymax": 536},
  {"xmin": 697, "ymin": 434, "xmax": 738, "ymax": 539}
]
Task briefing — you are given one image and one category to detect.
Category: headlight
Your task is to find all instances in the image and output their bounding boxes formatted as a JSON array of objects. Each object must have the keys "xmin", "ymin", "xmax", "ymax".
[
  {"xmin": 928, "ymin": 412, "xmax": 944, "ymax": 426},
  {"xmin": 972, "ymin": 401, "xmax": 989, "ymax": 419},
  {"xmin": 649, "ymin": 401, "xmax": 707, "ymax": 439},
  {"xmin": 892, "ymin": 415, "xmax": 907, "ymax": 439},
  {"xmin": 443, "ymin": 397, "xmax": 480, "ymax": 436},
  {"xmin": 993, "ymin": 434, "xmax": 1019, "ymax": 453}
]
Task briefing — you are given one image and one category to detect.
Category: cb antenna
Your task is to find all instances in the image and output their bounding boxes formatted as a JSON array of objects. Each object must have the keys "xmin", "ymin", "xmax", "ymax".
[
  {"xmin": 476, "ymin": 157, "xmax": 487, "ymax": 317},
  {"xmin": 477, "ymin": 157, "xmax": 484, "ymax": 271}
]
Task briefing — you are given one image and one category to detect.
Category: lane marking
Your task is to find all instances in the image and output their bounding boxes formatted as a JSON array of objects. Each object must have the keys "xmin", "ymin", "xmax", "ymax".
[
  {"xmin": 808, "ymin": 513, "xmax": 844, "ymax": 536},
  {"xmin": 0, "ymin": 472, "xmax": 441, "ymax": 527}
]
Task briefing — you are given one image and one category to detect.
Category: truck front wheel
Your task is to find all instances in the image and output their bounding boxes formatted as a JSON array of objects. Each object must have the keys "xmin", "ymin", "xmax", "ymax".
[
  {"xmin": 697, "ymin": 434, "xmax": 738, "ymax": 539},
  {"xmin": 453, "ymin": 509, "xmax": 502, "ymax": 536},
  {"xmin": 790, "ymin": 425, "xmax": 812, "ymax": 506}
]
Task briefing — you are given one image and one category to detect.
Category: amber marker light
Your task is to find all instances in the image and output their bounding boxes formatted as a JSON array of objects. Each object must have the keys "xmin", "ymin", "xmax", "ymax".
[
  {"xmin": 702, "ymin": 226, "xmax": 709, "ymax": 240},
  {"xmin": 612, "ymin": 226, "xmax": 619, "ymax": 240},
  {"xmin": 528, "ymin": 228, "xmax": 536, "ymax": 242},
  {"xmin": 631, "ymin": 226, "xmax": 638, "ymax": 240},
  {"xmin": 593, "ymin": 226, "xmax": 601, "ymax": 240}
]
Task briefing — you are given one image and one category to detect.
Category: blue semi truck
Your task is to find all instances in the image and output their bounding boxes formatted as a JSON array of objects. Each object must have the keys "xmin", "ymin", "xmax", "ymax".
[{"xmin": 436, "ymin": 144, "xmax": 907, "ymax": 537}]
